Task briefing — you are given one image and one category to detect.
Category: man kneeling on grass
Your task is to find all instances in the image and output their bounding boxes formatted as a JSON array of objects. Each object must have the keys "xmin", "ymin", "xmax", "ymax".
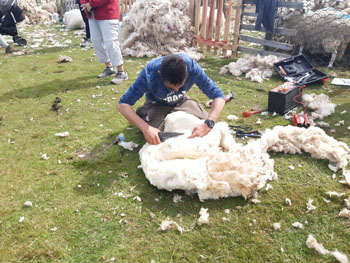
[{"xmin": 118, "ymin": 54, "xmax": 226, "ymax": 145}]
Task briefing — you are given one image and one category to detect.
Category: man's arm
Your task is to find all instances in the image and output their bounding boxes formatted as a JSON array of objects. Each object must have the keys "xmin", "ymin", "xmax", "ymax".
[
  {"xmin": 118, "ymin": 103, "xmax": 161, "ymax": 145},
  {"xmin": 189, "ymin": 97, "xmax": 225, "ymax": 138}
]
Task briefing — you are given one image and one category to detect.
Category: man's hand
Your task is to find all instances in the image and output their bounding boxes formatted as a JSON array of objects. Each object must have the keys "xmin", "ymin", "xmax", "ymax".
[
  {"xmin": 81, "ymin": 2, "xmax": 92, "ymax": 12},
  {"xmin": 142, "ymin": 126, "xmax": 161, "ymax": 145},
  {"xmin": 189, "ymin": 123, "xmax": 211, "ymax": 139}
]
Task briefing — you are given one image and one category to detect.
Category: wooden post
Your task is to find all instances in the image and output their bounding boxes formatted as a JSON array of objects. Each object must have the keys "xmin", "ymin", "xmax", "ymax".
[
  {"xmin": 214, "ymin": 0, "xmax": 223, "ymax": 55},
  {"xmin": 200, "ymin": 0, "xmax": 208, "ymax": 52},
  {"xmin": 207, "ymin": 0, "xmax": 216, "ymax": 52},
  {"xmin": 189, "ymin": 0, "xmax": 195, "ymax": 26},
  {"xmin": 232, "ymin": 0, "xmax": 243, "ymax": 58},
  {"xmin": 194, "ymin": 0, "xmax": 201, "ymax": 47},
  {"xmin": 222, "ymin": 1, "xmax": 233, "ymax": 57},
  {"xmin": 195, "ymin": 0, "xmax": 201, "ymax": 49},
  {"xmin": 120, "ymin": 0, "xmax": 124, "ymax": 19}
]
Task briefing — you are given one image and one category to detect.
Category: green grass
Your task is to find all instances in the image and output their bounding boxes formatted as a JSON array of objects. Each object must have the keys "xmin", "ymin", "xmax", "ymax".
[{"xmin": 0, "ymin": 24, "xmax": 350, "ymax": 263}]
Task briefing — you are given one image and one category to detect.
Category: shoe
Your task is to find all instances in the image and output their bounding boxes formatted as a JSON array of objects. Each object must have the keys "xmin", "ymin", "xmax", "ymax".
[
  {"xmin": 111, "ymin": 71, "xmax": 128, "ymax": 85},
  {"xmin": 5, "ymin": 45, "xmax": 17, "ymax": 54},
  {"xmin": 98, "ymin": 67, "xmax": 116, "ymax": 78},
  {"xmin": 80, "ymin": 38, "xmax": 91, "ymax": 48}
]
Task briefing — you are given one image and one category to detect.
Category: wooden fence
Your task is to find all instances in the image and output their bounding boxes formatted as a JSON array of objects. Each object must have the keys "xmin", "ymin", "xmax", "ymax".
[
  {"xmin": 189, "ymin": 0, "xmax": 304, "ymax": 58},
  {"xmin": 189, "ymin": 0, "xmax": 243, "ymax": 58}
]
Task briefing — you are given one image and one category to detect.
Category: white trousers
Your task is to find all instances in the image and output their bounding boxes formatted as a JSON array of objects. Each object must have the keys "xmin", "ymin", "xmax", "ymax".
[
  {"xmin": 0, "ymin": 34, "xmax": 8, "ymax": 48},
  {"xmin": 89, "ymin": 12, "xmax": 123, "ymax": 67}
]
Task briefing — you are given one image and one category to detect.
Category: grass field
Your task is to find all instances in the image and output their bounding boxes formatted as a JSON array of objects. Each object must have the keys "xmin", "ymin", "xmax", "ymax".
[{"xmin": 0, "ymin": 24, "xmax": 349, "ymax": 263}]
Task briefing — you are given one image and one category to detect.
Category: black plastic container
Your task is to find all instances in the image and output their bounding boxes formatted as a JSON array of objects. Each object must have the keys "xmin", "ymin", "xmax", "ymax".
[{"xmin": 274, "ymin": 55, "xmax": 328, "ymax": 85}]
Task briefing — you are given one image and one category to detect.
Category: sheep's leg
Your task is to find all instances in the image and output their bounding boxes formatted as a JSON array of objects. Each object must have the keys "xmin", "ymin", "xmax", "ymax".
[
  {"xmin": 299, "ymin": 46, "xmax": 304, "ymax": 55},
  {"xmin": 328, "ymin": 52, "xmax": 337, "ymax": 68}
]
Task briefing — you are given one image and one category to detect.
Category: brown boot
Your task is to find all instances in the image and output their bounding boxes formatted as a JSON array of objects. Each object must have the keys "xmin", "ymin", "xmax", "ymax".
[{"xmin": 5, "ymin": 45, "xmax": 17, "ymax": 54}]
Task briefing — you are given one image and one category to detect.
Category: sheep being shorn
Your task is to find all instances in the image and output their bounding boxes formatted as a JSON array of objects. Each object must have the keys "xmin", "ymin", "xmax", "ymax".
[
  {"xmin": 139, "ymin": 111, "xmax": 350, "ymax": 201},
  {"xmin": 279, "ymin": 8, "xmax": 350, "ymax": 67},
  {"xmin": 119, "ymin": 0, "xmax": 202, "ymax": 59}
]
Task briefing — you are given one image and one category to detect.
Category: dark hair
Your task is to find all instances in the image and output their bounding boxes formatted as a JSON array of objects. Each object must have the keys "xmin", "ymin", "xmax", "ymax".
[{"xmin": 160, "ymin": 55, "xmax": 188, "ymax": 85}]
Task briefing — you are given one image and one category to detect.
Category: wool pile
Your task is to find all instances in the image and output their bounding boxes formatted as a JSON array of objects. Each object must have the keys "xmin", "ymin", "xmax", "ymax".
[
  {"xmin": 302, "ymin": 93, "xmax": 337, "ymax": 120},
  {"xmin": 119, "ymin": 0, "xmax": 202, "ymax": 59},
  {"xmin": 139, "ymin": 111, "xmax": 350, "ymax": 201},
  {"xmin": 18, "ymin": 0, "xmax": 59, "ymax": 25},
  {"xmin": 219, "ymin": 54, "xmax": 280, "ymax": 83}
]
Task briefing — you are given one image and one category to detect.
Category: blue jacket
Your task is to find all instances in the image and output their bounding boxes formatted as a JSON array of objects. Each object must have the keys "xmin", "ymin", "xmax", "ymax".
[
  {"xmin": 255, "ymin": 0, "xmax": 277, "ymax": 33},
  {"xmin": 119, "ymin": 54, "xmax": 225, "ymax": 106}
]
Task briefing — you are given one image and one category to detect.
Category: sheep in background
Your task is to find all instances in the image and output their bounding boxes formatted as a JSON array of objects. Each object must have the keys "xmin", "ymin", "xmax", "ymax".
[{"xmin": 279, "ymin": 8, "xmax": 350, "ymax": 67}]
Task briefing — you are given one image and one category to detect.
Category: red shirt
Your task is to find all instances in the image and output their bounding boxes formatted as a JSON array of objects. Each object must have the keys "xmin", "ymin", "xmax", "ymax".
[{"xmin": 81, "ymin": 0, "xmax": 119, "ymax": 20}]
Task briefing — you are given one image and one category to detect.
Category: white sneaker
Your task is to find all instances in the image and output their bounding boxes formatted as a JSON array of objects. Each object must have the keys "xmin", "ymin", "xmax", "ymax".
[
  {"xmin": 80, "ymin": 39, "xmax": 92, "ymax": 48},
  {"xmin": 111, "ymin": 71, "xmax": 128, "ymax": 85},
  {"xmin": 98, "ymin": 67, "xmax": 116, "ymax": 78}
]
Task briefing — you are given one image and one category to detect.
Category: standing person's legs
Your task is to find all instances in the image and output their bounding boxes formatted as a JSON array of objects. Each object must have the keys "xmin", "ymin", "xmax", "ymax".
[
  {"xmin": 97, "ymin": 19, "xmax": 128, "ymax": 84},
  {"xmin": 89, "ymin": 14, "xmax": 116, "ymax": 78},
  {"xmin": 78, "ymin": 4, "xmax": 91, "ymax": 46}
]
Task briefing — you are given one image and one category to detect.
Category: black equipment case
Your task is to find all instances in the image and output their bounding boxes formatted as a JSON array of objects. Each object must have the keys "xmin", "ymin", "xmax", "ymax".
[{"xmin": 273, "ymin": 54, "xmax": 328, "ymax": 85}]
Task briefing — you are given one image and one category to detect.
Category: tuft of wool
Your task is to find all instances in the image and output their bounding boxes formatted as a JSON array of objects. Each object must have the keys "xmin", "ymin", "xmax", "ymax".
[
  {"xmin": 338, "ymin": 208, "xmax": 350, "ymax": 218},
  {"xmin": 159, "ymin": 220, "xmax": 183, "ymax": 233},
  {"xmin": 272, "ymin": 223, "xmax": 281, "ymax": 230},
  {"xmin": 306, "ymin": 234, "xmax": 349, "ymax": 263},
  {"xmin": 302, "ymin": 93, "xmax": 336, "ymax": 120},
  {"xmin": 219, "ymin": 54, "xmax": 280, "ymax": 83},
  {"xmin": 306, "ymin": 199, "xmax": 316, "ymax": 213},
  {"xmin": 197, "ymin": 208, "xmax": 209, "ymax": 225},
  {"xmin": 139, "ymin": 112, "xmax": 350, "ymax": 201},
  {"xmin": 119, "ymin": 0, "xmax": 202, "ymax": 60}
]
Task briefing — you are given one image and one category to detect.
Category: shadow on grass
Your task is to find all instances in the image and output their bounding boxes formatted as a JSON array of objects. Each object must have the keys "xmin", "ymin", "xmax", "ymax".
[
  {"xmin": 0, "ymin": 75, "xmax": 108, "ymax": 102},
  {"xmin": 72, "ymin": 126, "xmax": 247, "ymax": 216}
]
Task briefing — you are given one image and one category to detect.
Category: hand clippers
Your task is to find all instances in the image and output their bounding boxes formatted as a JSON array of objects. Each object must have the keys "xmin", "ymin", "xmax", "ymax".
[{"xmin": 158, "ymin": 132, "xmax": 184, "ymax": 142}]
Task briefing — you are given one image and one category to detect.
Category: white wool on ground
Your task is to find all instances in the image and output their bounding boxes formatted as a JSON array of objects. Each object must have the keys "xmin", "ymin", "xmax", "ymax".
[
  {"xmin": 159, "ymin": 220, "xmax": 183, "ymax": 233},
  {"xmin": 272, "ymin": 222, "xmax": 281, "ymax": 230},
  {"xmin": 197, "ymin": 208, "xmax": 209, "ymax": 225},
  {"xmin": 227, "ymin": 115, "xmax": 238, "ymax": 121},
  {"xmin": 219, "ymin": 54, "xmax": 280, "ymax": 83},
  {"xmin": 326, "ymin": 191, "xmax": 346, "ymax": 198},
  {"xmin": 338, "ymin": 208, "xmax": 350, "ymax": 218},
  {"xmin": 119, "ymin": 0, "xmax": 202, "ymax": 59},
  {"xmin": 63, "ymin": 9, "xmax": 84, "ymax": 30},
  {"xmin": 285, "ymin": 198, "xmax": 292, "ymax": 206},
  {"xmin": 306, "ymin": 234, "xmax": 349, "ymax": 263},
  {"xmin": 292, "ymin": 222, "xmax": 304, "ymax": 229},
  {"xmin": 24, "ymin": 201, "xmax": 33, "ymax": 207},
  {"xmin": 306, "ymin": 199, "xmax": 316, "ymax": 213},
  {"xmin": 302, "ymin": 93, "xmax": 336, "ymax": 120},
  {"xmin": 118, "ymin": 141, "xmax": 139, "ymax": 151},
  {"xmin": 54, "ymin": 131, "xmax": 69, "ymax": 137},
  {"xmin": 339, "ymin": 170, "xmax": 350, "ymax": 186},
  {"xmin": 139, "ymin": 112, "xmax": 350, "ymax": 200},
  {"xmin": 57, "ymin": 55, "xmax": 72, "ymax": 63},
  {"xmin": 344, "ymin": 198, "xmax": 350, "ymax": 209}
]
